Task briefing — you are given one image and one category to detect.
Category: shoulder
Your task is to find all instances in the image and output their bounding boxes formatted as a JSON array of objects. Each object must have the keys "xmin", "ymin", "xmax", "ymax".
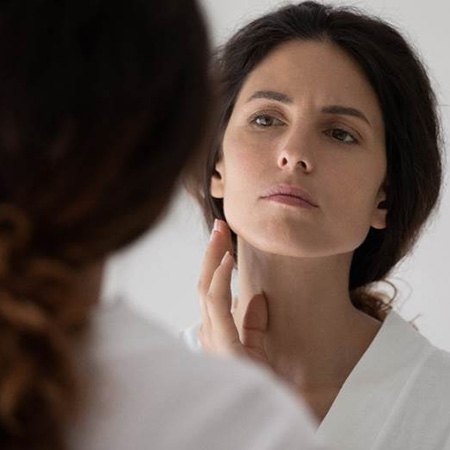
[
  {"xmin": 416, "ymin": 345, "xmax": 450, "ymax": 396},
  {"xmin": 384, "ymin": 314, "xmax": 450, "ymax": 446},
  {"xmin": 389, "ymin": 311, "xmax": 450, "ymax": 397},
  {"xmin": 381, "ymin": 345, "xmax": 450, "ymax": 448},
  {"xmin": 69, "ymin": 299, "xmax": 326, "ymax": 450}
]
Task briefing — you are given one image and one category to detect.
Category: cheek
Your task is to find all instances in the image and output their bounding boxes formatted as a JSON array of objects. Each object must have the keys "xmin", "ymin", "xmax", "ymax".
[
  {"xmin": 221, "ymin": 154, "xmax": 257, "ymax": 225},
  {"xmin": 323, "ymin": 161, "xmax": 385, "ymax": 244},
  {"xmin": 224, "ymin": 128, "xmax": 261, "ymax": 167},
  {"xmin": 326, "ymin": 149, "xmax": 385, "ymax": 202},
  {"xmin": 221, "ymin": 133, "xmax": 267, "ymax": 238},
  {"xmin": 222, "ymin": 129, "xmax": 268, "ymax": 192}
]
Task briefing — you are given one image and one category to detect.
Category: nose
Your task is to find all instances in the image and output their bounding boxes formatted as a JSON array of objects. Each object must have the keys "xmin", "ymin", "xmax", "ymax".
[{"xmin": 276, "ymin": 127, "xmax": 314, "ymax": 172}]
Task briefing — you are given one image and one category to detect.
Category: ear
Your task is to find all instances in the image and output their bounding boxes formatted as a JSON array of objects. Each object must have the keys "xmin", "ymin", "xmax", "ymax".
[
  {"xmin": 371, "ymin": 183, "xmax": 388, "ymax": 230},
  {"xmin": 210, "ymin": 157, "xmax": 225, "ymax": 199}
]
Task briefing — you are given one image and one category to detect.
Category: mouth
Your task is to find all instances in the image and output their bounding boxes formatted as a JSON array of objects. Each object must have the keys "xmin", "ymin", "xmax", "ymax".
[
  {"xmin": 263, "ymin": 194, "xmax": 317, "ymax": 209},
  {"xmin": 261, "ymin": 184, "xmax": 318, "ymax": 208}
]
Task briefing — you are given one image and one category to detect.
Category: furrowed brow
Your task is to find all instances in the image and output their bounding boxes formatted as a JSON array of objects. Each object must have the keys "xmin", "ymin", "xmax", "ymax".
[
  {"xmin": 321, "ymin": 105, "xmax": 371, "ymax": 127},
  {"xmin": 246, "ymin": 90, "xmax": 293, "ymax": 104}
]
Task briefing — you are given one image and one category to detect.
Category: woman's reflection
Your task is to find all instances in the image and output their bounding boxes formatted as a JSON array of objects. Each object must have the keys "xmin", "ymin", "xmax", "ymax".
[{"xmin": 183, "ymin": 2, "xmax": 450, "ymax": 449}]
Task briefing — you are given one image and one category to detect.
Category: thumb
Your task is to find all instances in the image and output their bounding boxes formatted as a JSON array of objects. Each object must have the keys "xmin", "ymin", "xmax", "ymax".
[{"xmin": 240, "ymin": 293, "xmax": 269, "ymax": 357}]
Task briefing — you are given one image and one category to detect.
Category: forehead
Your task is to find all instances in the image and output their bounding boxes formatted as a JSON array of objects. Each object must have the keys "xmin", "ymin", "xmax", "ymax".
[{"xmin": 235, "ymin": 39, "xmax": 383, "ymax": 129}]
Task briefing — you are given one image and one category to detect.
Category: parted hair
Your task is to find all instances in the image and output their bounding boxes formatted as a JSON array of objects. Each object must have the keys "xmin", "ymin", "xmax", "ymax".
[
  {"xmin": 0, "ymin": 0, "xmax": 211, "ymax": 448},
  {"xmin": 188, "ymin": 1, "xmax": 443, "ymax": 321}
]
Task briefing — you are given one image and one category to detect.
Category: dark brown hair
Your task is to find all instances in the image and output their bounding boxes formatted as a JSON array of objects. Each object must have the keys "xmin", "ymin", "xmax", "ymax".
[
  {"xmin": 189, "ymin": 1, "xmax": 443, "ymax": 321},
  {"xmin": 0, "ymin": 0, "xmax": 211, "ymax": 448}
]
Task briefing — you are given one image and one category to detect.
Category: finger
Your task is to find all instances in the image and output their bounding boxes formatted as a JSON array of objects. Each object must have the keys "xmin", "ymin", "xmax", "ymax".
[
  {"xmin": 206, "ymin": 251, "xmax": 241, "ymax": 346},
  {"xmin": 198, "ymin": 222, "xmax": 226, "ymax": 295},
  {"xmin": 241, "ymin": 293, "xmax": 268, "ymax": 353},
  {"xmin": 197, "ymin": 222, "xmax": 223, "ymax": 328},
  {"xmin": 199, "ymin": 292, "xmax": 211, "ymax": 331},
  {"xmin": 215, "ymin": 220, "xmax": 234, "ymax": 257},
  {"xmin": 198, "ymin": 222, "xmax": 226, "ymax": 327},
  {"xmin": 198, "ymin": 219, "xmax": 235, "ymax": 339},
  {"xmin": 198, "ymin": 219, "xmax": 234, "ymax": 307}
]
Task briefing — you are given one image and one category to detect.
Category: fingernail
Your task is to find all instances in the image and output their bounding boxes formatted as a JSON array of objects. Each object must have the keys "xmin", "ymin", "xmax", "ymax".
[
  {"xmin": 213, "ymin": 219, "xmax": 221, "ymax": 232},
  {"xmin": 210, "ymin": 220, "xmax": 219, "ymax": 242},
  {"xmin": 220, "ymin": 251, "xmax": 231, "ymax": 265}
]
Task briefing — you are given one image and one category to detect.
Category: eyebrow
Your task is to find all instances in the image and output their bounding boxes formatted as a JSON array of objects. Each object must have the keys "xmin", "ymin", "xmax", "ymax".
[
  {"xmin": 246, "ymin": 90, "xmax": 371, "ymax": 127},
  {"xmin": 321, "ymin": 105, "xmax": 371, "ymax": 127},
  {"xmin": 246, "ymin": 90, "xmax": 293, "ymax": 104}
]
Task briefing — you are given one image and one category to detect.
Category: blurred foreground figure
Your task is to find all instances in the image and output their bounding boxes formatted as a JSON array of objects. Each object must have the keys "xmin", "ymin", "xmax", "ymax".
[{"xmin": 0, "ymin": 0, "xmax": 325, "ymax": 449}]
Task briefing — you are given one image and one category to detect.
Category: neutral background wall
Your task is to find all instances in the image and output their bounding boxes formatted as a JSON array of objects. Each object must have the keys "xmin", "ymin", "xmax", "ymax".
[{"xmin": 102, "ymin": 0, "xmax": 450, "ymax": 350}]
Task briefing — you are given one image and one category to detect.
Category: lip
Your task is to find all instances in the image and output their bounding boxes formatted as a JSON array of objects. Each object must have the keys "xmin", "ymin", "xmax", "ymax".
[{"xmin": 261, "ymin": 184, "xmax": 318, "ymax": 208}]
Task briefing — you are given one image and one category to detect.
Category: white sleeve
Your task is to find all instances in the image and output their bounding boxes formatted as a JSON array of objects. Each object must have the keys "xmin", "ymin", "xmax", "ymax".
[{"xmin": 179, "ymin": 322, "xmax": 202, "ymax": 352}]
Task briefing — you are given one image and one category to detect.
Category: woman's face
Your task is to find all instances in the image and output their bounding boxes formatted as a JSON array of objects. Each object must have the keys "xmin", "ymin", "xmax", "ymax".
[{"xmin": 211, "ymin": 40, "xmax": 387, "ymax": 257}]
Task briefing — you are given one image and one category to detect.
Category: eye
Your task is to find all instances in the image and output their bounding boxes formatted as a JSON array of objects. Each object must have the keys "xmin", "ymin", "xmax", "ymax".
[
  {"xmin": 326, "ymin": 128, "xmax": 358, "ymax": 144},
  {"xmin": 250, "ymin": 114, "xmax": 285, "ymax": 128}
]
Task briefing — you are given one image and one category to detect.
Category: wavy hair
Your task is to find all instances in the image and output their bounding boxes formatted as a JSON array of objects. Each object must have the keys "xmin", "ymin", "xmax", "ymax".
[
  {"xmin": 188, "ymin": 1, "xmax": 443, "ymax": 321},
  {"xmin": 0, "ymin": 0, "xmax": 211, "ymax": 448}
]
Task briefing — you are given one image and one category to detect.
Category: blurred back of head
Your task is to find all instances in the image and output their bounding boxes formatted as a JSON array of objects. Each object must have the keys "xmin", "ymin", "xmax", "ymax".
[{"xmin": 0, "ymin": 0, "xmax": 211, "ymax": 448}]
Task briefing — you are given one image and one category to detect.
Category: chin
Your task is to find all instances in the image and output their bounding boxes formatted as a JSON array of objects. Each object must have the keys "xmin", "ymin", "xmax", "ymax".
[
  {"xmin": 237, "ymin": 227, "xmax": 363, "ymax": 259},
  {"xmin": 237, "ymin": 232, "xmax": 323, "ymax": 258}
]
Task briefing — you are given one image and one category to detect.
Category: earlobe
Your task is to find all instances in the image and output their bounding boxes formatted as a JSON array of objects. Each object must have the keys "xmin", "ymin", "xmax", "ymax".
[
  {"xmin": 371, "ymin": 190, "xmax": 388, "ymax": 230},
  {"xmin": 371, "ymin": 207, "xmax": 387, "ymax": 230},
  {"xmin": 210, "ymin": 160, "xmax": 225, "ymax": 199}
]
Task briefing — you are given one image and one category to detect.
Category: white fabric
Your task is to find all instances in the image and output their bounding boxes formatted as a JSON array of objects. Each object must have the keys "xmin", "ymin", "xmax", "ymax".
[
  {"xmin": 182, "ymin": 310, "xmax": 450, "ymax": 449},
  {"xmin": 67, "ymin": 298, "xmax": 327, "ymax": 450}
]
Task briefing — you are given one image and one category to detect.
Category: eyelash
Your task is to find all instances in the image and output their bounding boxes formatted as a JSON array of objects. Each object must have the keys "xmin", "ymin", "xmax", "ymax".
[
  {"xmin": 324, "ymin": 128, "xmax": 359, "ymax": 145},
  {"xmin": 249, "ymin": 113, "xmax": 285, "ymax": 128},
  {"xmin": 249, "ymin": 113, "xmax": 359, "ymax": 145}
]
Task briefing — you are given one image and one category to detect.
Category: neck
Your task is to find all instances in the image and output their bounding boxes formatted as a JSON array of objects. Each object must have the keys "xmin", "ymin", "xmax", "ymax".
[{"xmin": 233, "ymin": 237, "xmax": 381, "ymax": 389}]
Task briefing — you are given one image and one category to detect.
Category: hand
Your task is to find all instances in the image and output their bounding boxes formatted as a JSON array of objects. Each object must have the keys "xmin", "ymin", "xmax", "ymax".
[{"xmin": 197, "ymin": 219, "xmax": 270, "ymax": 366}]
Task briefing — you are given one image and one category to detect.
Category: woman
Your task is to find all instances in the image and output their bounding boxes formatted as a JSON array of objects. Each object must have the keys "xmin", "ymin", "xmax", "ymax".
[
  {"xmin": 183, "ymin": 2, "xmax": 450, "ymax": 448},
  {"xmin": 0, "ymin": 1, "xmax": 325, "ymax": 449}
]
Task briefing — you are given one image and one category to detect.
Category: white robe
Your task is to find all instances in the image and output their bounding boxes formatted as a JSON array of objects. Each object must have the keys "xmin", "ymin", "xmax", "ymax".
[
  {"xmin": 68, "ymin": 298, "xmax": 326, "ymax": 450},
  {"xmin": 182, "ymin": 310, "xmax": 450, "ymax": 449}
]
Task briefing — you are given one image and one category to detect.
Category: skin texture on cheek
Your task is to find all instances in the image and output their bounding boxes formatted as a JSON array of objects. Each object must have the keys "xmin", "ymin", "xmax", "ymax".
[{"xmin": 215, "ymin": 147, "xmax": 386, "ymax": 258}]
